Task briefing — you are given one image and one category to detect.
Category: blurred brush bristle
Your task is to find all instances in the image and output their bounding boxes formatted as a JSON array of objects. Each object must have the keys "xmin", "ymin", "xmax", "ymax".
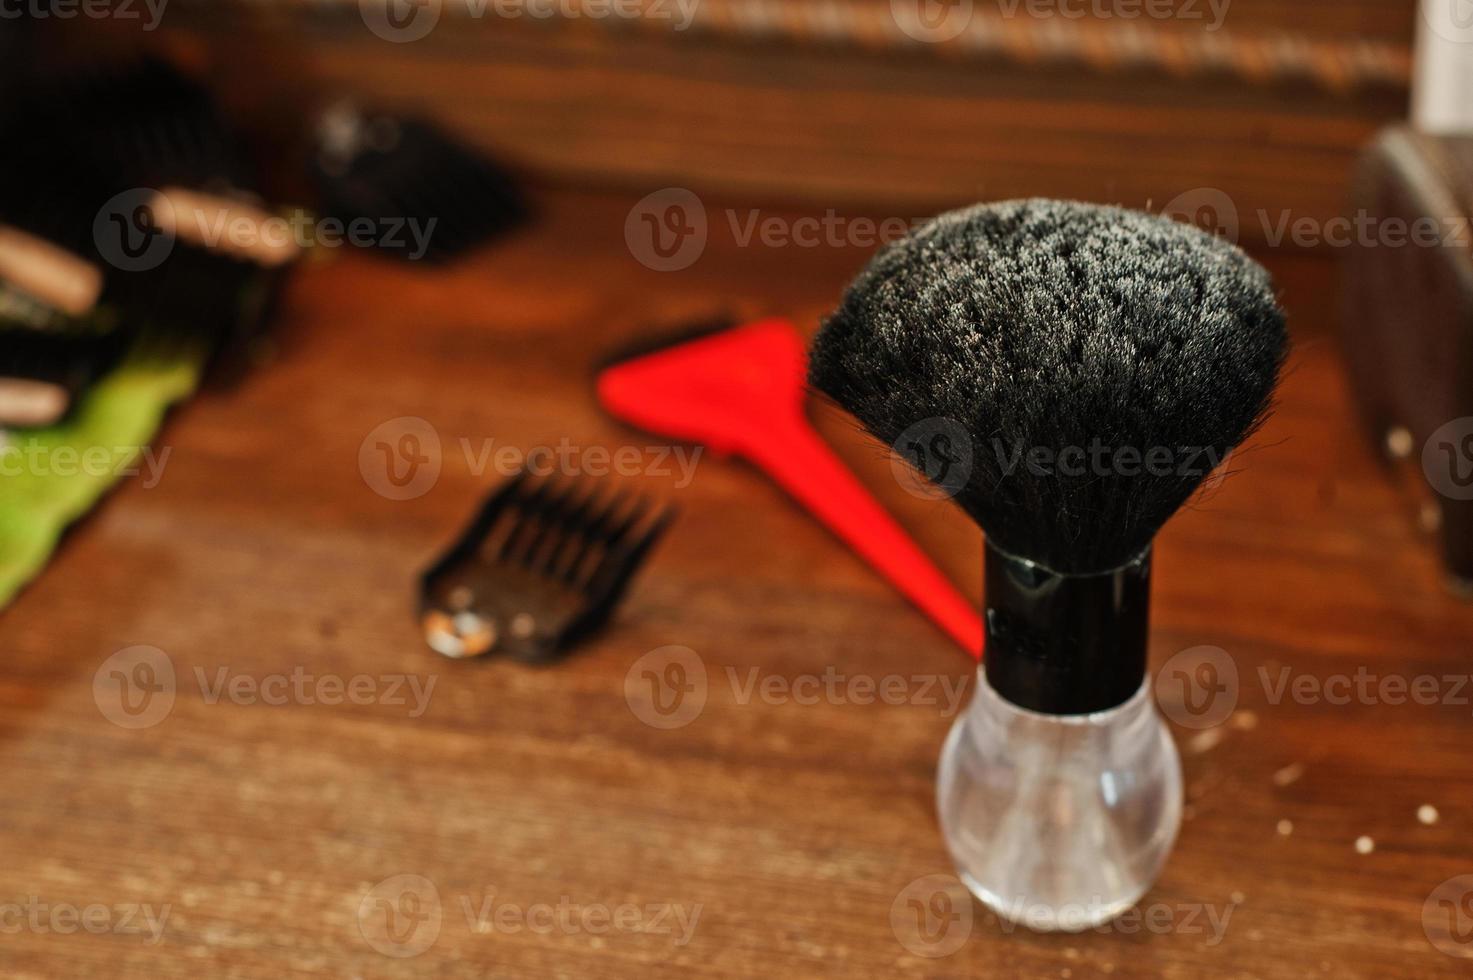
[
  {"xmin": 808, "ymin": 198, "xmax": 1287, "ymax": 574},
  {"xmin": 312, "ymin": 106, "xmax": 528, "ymax": 263},
  {"xmin": 0, "ymin": 56, "xmax": 253, "ymax": 257},
  {"xmin": 73, "ymin": 58, "xmax": 246, "ymax": 189}
]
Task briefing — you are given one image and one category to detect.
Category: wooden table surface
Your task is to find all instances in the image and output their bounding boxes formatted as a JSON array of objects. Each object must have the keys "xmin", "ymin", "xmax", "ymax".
[{"xmin": 2, "ymin": 188, "xmax": 1471, "ymax": 978}]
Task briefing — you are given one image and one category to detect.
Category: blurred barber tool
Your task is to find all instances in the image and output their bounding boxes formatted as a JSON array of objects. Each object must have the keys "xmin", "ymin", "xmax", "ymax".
[
  {"xmin": 0, "ymin": 226, "xmax": 117, "ymax": 428},
  {"xmin": 0, "ymin": 52, "xmax": 301, "ymax": 605},
  {"xmin": 58, "ymin": 56, "xmax": 254, "ymax": 191},
  {"xmin": 0, "ymin": 325, "xmax": 126, "ymax": 430},
  {"xmin": 310, "ymin": 102, "xmax": 529, "ymax": 263},
  {"xmin": 0, "ymin": 57, "xmax": 299, "ymax": 388},
  {"xmin": 420, "ymin": 469, "xmax": 674, "ymax": 662},
  {"xmin": 1342, "ymin": 127, "xmax": 1473, "ymax": 590},
  {"xmin": 596, "ymin": 316, "xmax": 983, "ymax": 657}
]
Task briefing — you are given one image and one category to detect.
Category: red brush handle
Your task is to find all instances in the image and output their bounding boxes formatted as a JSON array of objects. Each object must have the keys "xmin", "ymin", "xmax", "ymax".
[
  {"xmin": 750, "ymin": 421, "xmax": 985, "ymax": 659},
  {"xmin": 596, "ymin": 317, "xmax": 983, "ymax": 659}
]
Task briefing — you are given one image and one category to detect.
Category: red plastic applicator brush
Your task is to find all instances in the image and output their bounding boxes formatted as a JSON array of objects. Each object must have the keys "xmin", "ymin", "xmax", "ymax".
[{"xmin": 595, "ymin": 317, "xmax": 984, "ymax": 658}]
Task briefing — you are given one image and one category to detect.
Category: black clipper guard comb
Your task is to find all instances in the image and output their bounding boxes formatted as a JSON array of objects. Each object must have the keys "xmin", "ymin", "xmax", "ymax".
[{"xmin": 418, "ymin": 467, "xmax": 674, "ymax": 662}]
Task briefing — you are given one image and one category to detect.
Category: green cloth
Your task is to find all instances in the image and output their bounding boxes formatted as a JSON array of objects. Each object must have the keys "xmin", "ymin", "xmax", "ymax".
[{"xmin": 0, "ymin": 353, "xmax": 201, "ymax": 607}]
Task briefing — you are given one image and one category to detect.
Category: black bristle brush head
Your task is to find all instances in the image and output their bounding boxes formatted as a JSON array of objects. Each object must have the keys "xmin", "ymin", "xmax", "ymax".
[
  {"xmin": 808, "ymin": 198, "xmax": 1287, "ymax": 575},
  {"xmin": 310, "ymin": 103, "xmax": 529, "ymax": 263}
]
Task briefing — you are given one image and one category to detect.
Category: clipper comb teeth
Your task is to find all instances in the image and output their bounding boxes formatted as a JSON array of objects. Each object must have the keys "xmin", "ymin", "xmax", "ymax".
[{"xmin": 419, "ymin": 468, "xmax": 674, "ymax": 662}]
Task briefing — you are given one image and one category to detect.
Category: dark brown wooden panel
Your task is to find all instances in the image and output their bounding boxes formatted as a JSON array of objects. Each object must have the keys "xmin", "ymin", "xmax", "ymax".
[{"xmin": 160, "ymin": 3, "xmax": 1411, "ymax": 247}]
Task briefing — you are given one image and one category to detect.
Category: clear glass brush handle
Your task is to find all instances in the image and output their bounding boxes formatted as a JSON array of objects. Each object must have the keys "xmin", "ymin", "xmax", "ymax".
[{"xmin": 936, "ymin": 670, "xmax": 1182, "ymax": 931}]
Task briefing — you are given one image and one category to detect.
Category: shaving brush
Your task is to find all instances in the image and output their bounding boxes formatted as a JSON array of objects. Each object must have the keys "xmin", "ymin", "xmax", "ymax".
[{"xmin": 809, "ymin": 199, "xmax": 1286, "ymax": 930}]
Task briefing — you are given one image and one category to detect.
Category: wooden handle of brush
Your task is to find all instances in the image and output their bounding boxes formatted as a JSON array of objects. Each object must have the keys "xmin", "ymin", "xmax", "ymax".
[
  {"xmin": 0, "ymin": 225, "xmax": 103, "ymax": 316},
  {"xmin": 150, "ymin": 188, "xmax": 302, "ymax": 268},
  {"xmin": 751, "ymin": 422, "xmax": 985, "ymax": 659}
]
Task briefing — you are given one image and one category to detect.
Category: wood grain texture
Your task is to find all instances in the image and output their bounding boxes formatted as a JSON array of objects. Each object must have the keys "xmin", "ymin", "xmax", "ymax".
[
  {"xmin": 0, "ymin": 189, "xmax": 1470, "ymax": 977},
  {"xmin": 168, "ymin": 10, "xmax": 1411, "ymax": 246}
]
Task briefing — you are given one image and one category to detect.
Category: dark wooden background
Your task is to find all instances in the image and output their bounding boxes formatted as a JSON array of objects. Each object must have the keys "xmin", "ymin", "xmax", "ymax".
[{"xmin": 161, "ymin": 0, "xmax": 1417, "ymax": 247}]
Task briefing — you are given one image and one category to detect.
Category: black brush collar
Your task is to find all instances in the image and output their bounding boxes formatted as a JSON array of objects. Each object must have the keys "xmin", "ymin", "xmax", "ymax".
[{"xmin": 983, "ymin": 540, "xmax": 1151, "ymax": 715}]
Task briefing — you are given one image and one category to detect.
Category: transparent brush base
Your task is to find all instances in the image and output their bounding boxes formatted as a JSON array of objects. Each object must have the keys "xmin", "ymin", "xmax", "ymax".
[{"xmin": 937, "ymin": 670, "xmax": 1182, "ymax": 932}]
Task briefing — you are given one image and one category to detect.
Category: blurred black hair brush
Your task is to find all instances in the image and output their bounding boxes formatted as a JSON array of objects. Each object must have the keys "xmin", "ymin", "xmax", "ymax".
[
  {"xmin": 39, "ymin": 55, "xmax": 253, "ymax": 192},
  {"xmin": 310, "ymin": 102, "xmax": 529, "ymax": 263},
  {"xmin": 0, "ymin": 54, "xmax": 299, "ymax": 401}
]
